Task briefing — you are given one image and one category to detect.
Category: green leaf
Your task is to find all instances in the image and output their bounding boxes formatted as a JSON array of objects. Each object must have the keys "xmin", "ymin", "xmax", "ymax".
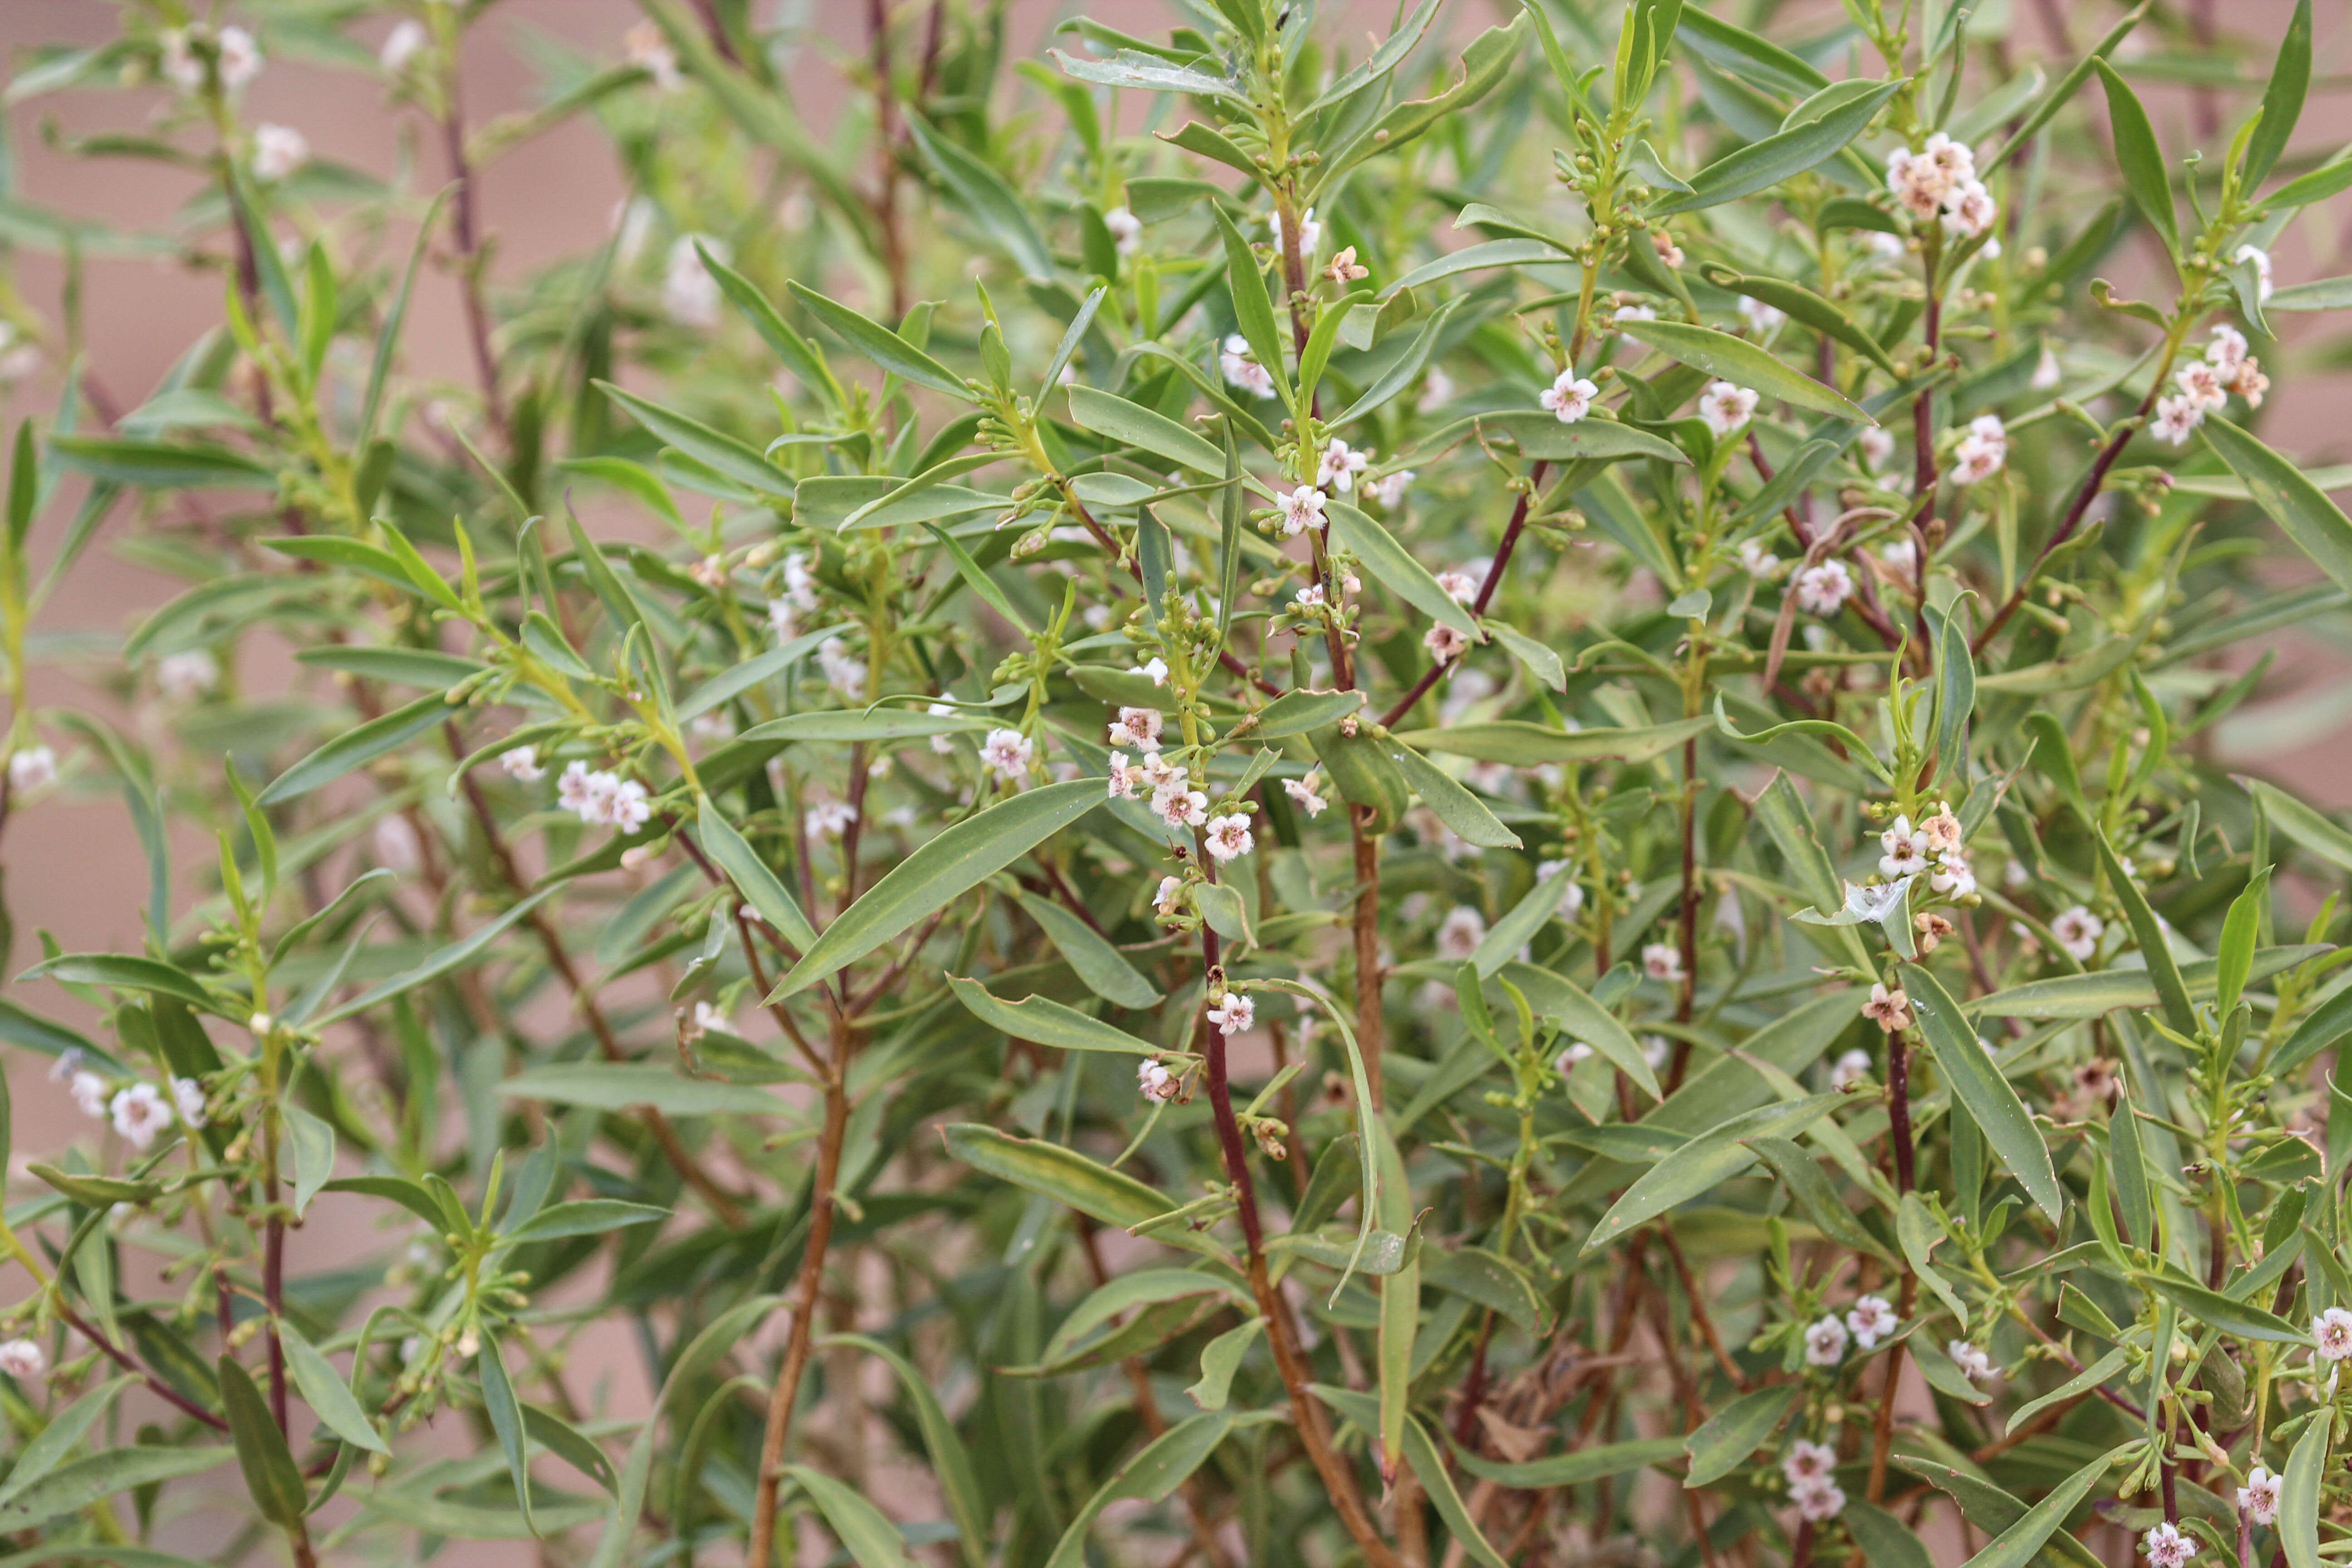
[
  {"xmin": 0, "ymin": 1377, "xmax": 135, "ymax": 1513},
  {"xmin": 822, "ymin": 1335, "xmax": 990, "ymax": 1568},
  {"xmin": 284, "ymin": 1105, "xmax": 335, "ymax": 1219},
  {"xmin": 2095, "ymin": 60, "xmax": 2177, "ymax": 259},
  {"xmin": 316, "ymin": 887, "xmax": 561, "ymax": 1025},
  {"xmin": 477, "ymin": 1332, "xmax": 538, "ymax": 1536},
  {"xmin": 1185, "ymin": 1318, "xmax": 1262, "ymax": 1413},
  {"xmin": 1502, "ymin": 960, "xmax": 1661, "ymax": 1097},
  {"xmin": 1008, "ymin": 890, "xmax": 1160, "ymax": 1007},
  {"xmin": 1387, "ymin": 743, "xmax": 1520, "ymax": 850},
  {"xmin": 1326, "ymin": 500, "xmax": 1480, "ymax": 636},
  {"xmin": 1897, "ymin": 1459, "xmax": 2106, "ymax": 1568},
  {"xmin": 504, "ymin": 1199, "xmax": 670, "ymax": 1245},
  {"xmin": 2137, "ymin": 1271, "xmax": 2305, "ymax": 1342},
  {"xmin": 1402, "ymin": 1416, "xmax": 1509, "ymax": 1568},
  {"xmin": 695, "ymin": 796, "xmax": 820, "ymax": 952},
  {"xmin": 2283, "ymin": 1411, "xmax": 2327, "ymax": 1568},
  {"xmin": 218, "ymin": 1356, "xmax": 306, "ymax": 1527},
  {"xmin": 1959, "ymin": 1443, "xmax": 2126, "ymax": 1568},
  {"xmin": 675, "ymin": 622, "xmax": 852, "ymax": 720},
  {"xmin": 1746, "ymin": 1137, "xmax": 1890, "ymax": 1259},
  {"xmin": 2265, "ymin": 147, "xmax": 2352, "ymax": 211},
  {"xmin": 1247, "ymin": 689, "xmax": 1363, "ymax": 739},
  {"xmin": 46, "ymin": 435, "xmax": 274, "ymax": 489},
  {"xmin": 1448, "ymin": 1433, "xmax": 1686, "ymax": 1488},
  {"xmin": 788, "ymin": 282, "xmax": 975, "ymax": 402},
  {"xmin": 1313, "ymin": 15, "xmax": 1530, "ymax": 192},
  {"xmin": 1213, "ymin": 205, "xmax": 1290, "ymax": 411},
  {"xmin": 498, "ymin": 1063, "xmax": 784, "ymax": 1117},
  {"xmin": 1393, "ymin": 715, "xmax": 1714, "ymax": 765},
  {"xmin": 942, "ymin": 1123, "xmax": 1213, "ymax": 1251},
  {"xmin": 21, "ymin": 953, "xmax": 218, "ymax": 1013},
  {"xmin": 1675, "ymin": 9, "xmax": 1826, "ymax": 96},
  {"xmin": 1617, "ymin": 318, "xmax": 1874, "ymax": 423},
  {"xmin": 278, "ymin": 1323, "xmax": 388, "ymax": 1455},
  {"xmin": 946, "ymin": 976, "xmax": 1158, "ymax": 1054},
  {"xmin": 1682, "ymin": 1384, "xmax": 1800, "ymax": 1488},
  {"xmin": 0, "ymin": 1442, "xmax": 235, "ymax": 1530},
  {"xmin": 1066, "ymin": 384, "xmax": 1225, "ymax": 475},
  {"xmin": 1487, "ymin": 621, "xmax": 1567, "ymax": 690},
  {"xmin": 1333, "ymin": 297, "xmax": 1463, "ymax": 426},
  {"xmin": 2215, "ymin": 866, "xmax": 2270, "ymax": 1019},
  {"xmin": 1973, "ymin": 944, "xmax": 2326, "ymax": 1019},
  {"xmin": 1421, "ymin": 1246, "xmax": 1544, "ymax": 1331},
  {"xmin": 767, "ymin": 779, "xmax": 1103, "ymax": 1000},
  {"xmin": 1583, "ymin": 1092, "xmax": 1847, "ymax": 1254},
  {"xmin": 596, "ymin": 382, "xmax": 790, "ymax": 499},
  {"xmin": 1845, "ymin": 1501, "xmax": 1936, "ymax": 1568},
  {"xmin": 1702, "ymin": 266, "xmax": 1900, "ymax": 377},
  {"xmin": 1655, "ymin": 78, "xmax": 1902, "ymax": 214},
  {"xmin": 1473, "ymin": 411, "xmax": 1690, "ymax": 463},
  {"xmin": 2204, "ymin": 416, "xmax": 2352, "ymax": 602},
  {"xmin": 1901, "ymin": 963, "xmax": 2063, "ymax": 1222},
  {"xmin": 906, "ymin": 115, "xmax": 1054, "ymax": 278},
  {"xmin": 2094, "ymin": 828, "xmax": 2195, "ymax": 1037},
  {"xmin": 258, "ymin": 693, "xmax": 449, "ymax": 805},
  {"xmin": 1044, "ymin": 1413, "xmax": 1250, "ymax": 1568},
  {"xmin": 2245, "ymin": 0, "xmax": 2311, "ymax": 189}
]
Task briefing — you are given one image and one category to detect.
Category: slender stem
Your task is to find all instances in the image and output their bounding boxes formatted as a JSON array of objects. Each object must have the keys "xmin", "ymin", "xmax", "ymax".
[
  {"xmin": 438, "ymin": 82, "xmax": 506, "ymax": 441},
  {"xmin": 1865, "ymin": 1035, "xmax": 1919, "ymax": 1501},
  {"xmin": 746, "ymin": 1026, "xmax": 850, "ymax": 1568},
  {"xmin": 1377, "ymin": 463, "xmax": 1549, "ymax": 730}
]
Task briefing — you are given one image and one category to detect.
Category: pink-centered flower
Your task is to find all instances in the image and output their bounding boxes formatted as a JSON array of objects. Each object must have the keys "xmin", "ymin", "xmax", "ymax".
[
  {"xmin": 1845, "ymin": 1294, "xmax": 1898, "ymax": 1350},
  {"xmin": 2239, "ymin": 1466, "xmax": 2282, "ymax": 1526},
  {"xmin": 1803, "ymin": 1315, "xmax": 1849, "ymax": 1366},
  {"xmin": 2315, "ymin": 1306, "xmax": 2352, "ymax": 1361},
  {"xmin": 1699, "ymin": 382, "xmax": 1759, "ymax": 437},
  {"xmin": 1642, "ymin": 943, "xmax": 1685, "ymax": 984},
  {"xmin": 1284, "ymin": 774, "xmax": 1328, "ymax": 817},
  {"xmin": 1277, "ymin": 485, "xmax": 1328, "ymax": 537},
  {"xmin": 2141, "ymin": 1522, "xmax": 2196, "ymax": 1568},
  {"xmin": 2053, "ymin": 906, "xmax": 2103, "ymax": 961},
  {"xmin": 978, "ymin": 728, "xmax": 1034, "ymax": 781},
  {"xmin": 1782, "ymin": 1439, "xmax": 1836, "ymax": 1485},
  {"xmin": 1423, "ymin": 624, "xmax": 1470, "ymax": 663},
  {"xmin": 1949, "ymin": 1340, "xmax": 1995, "ymax": 1382},
  {"xmin": 1204, "ymin": 813, "xmax": 1255, "ymax": 862},
  {"xmin": 1862, "ymin": 983, "xmax": 1913, "ymax": 1033},
  {"xmin": 1437, "ymin": 906, "xmax": 1487, "ymax": 961},
  {"xmin": 1793, "ymin": 560, "xmax": 1853, "ymax": 617},
  {"xmin": 1540, "ymin": 371, "xmax": 1598, "ymax": 424},
  {"xmin": 1206, "ymin": 993, "xmax": 1255, "ymax": 1035}
]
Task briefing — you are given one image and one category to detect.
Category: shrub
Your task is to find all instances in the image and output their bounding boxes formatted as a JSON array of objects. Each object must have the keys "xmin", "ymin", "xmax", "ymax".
[{"xmin": 0, "ymin": 0, "xmax": 2348, "ymax": 1563}]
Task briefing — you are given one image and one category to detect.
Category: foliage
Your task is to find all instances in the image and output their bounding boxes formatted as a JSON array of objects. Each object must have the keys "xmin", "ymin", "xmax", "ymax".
[{"xmin": 0, "ymin": 0, "xmax": 2350, "ymax": 1564}]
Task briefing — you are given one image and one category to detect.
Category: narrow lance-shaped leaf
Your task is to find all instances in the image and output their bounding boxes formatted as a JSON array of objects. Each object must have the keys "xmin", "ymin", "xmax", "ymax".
[{"xmin": 1901, "ymin": 963, "xmax": 2063, "ymax": 1221}]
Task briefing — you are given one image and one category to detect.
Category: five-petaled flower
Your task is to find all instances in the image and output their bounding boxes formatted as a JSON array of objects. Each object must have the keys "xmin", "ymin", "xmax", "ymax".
[
  {"xmin": 2239, "ymin": 1466, "xmax": 2282, "ymax": 1526},
  {"xmin": 978, "ymin": 728, "xmax": 1035, "ymax": 781},
  {"xmin": 2141, "ymin": 1522, "xmax": 2196, "ymax": 1568},
  {"xmin": 1803, "ymin": 1315, "xmax": 1848, "ymax": 1365},
  {"xmin": 0, "ymin": 1340, "xmax": 44, "ymax": 1379},
  {"xmin": 1643, "ymin": 943, "xmax": 1686, "ymax": 984},
  {"xmin": 1204, "ymin": 813, "xmax": 1255, "ymax": 863},
  {"xmin": 1948, "ymin": 1340, "xmax": 1995, "ymax": 1382},
  {"xmin": 1699, "ymin": 381, "xmax": 1759, "ymax": 437},
  {"xmin": 2052, "ymin": 906, "xmax": 2103, "ymax": 961},
  {"xmin": 1541, "ymin": 371, "xmax": 1598, "ymax": 424},
  {"xmin": 1278, "ymin": 485, "xmax": 1328, "ymax": 537},
  {"xmin": 2314, "ymin": 1306, "xmax": 2352, "ymax": 1361},
  {"xmin": 1862, "ymin": 983, "xmax": 1913, "ymax": 1033},
  {"xmin": 1206, "ymin": 993, "xmax": 1255, "ymax": 1036},
  {"xmin": 1845, "ymin": 1294, "xmax": 1898, "ymax": 1350}
]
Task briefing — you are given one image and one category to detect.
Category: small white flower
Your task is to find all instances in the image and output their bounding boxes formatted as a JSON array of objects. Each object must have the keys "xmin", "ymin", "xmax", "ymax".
[
  {"xmin": 1612, "ymin": 303, "xmax": 1658, "ymax": 323},
  {"xmin": 1930, "ymin": 853, "xmax": 1977, "ymax": 899},
  {"xmin": 1284, "ymin": 773, "xmax": 1329, "ymax": 817},
  {"xmin": 374, "ymin": 814, "xmax": 421, "ymax": 872},
  {"xmin": 1137, "ymin": 1058, "xmax": 1181, "ymax": 1101},
  {"xmin": 1738, "ymin": 296, "xmax": 1787, "ymax": 334},
  {"xmin": 1782, "ymin": 1439, "xmax": 1836, "ymax": 1485},
  {"xmin": 500, "ymin": 746, "xmax": 545, "ymax": 782},
  {"xmin": 1107, "ymin": 707, "xmax": 1164, "ymax": 751},
  {"xmin": 977, "ymin": 728, "xmax": 1034, "ymax": 781},
  {"xmin": 1131, "ymin": 657, "xmax": 1171, "ymax": 687},
  {"xmin": 157, "ymin": 649, "xmax": 220, "ymax": 698},
  {"xmin": 1422, "ymin": 624, "xmax": 1470, "ymax": 663},
  {"xmin": 1803, "ymin": 1315, "xmax": 1849, "ymax": 1366},
  {"xmin": 1879, "ymin": 815, "xmax": 1931, "ymax": 879},
  {"xmin": 1104, "ymin": 206, "xmax": 1142, "ymax": 257},
  {"xmin": 0, "ymin": 1340, "xmax": 44, "ymax": 1379},
  {"xmin": 1862, "ymin": 983, "xmax": 1913, "ymax": 1033},
  {"xmin": 1792, "ymin": 560, "xmax": 1853, "ymax": 617},
  {"xmin": 2141, "ymin": 1522, "xmax": 2196, "ymax": 1568},
  {"xmin": 1317, "ymin": 438, "xmax": 1370, "ymax": 495},
  {"xmin": 1737, "ymin": 537, "xmax": 1784, "ymax": 581},
  {"xmin": 1881, "ymin": 538, "xmax": 1918, "ymax": 577},
  {"xmin": 2031, "ymin": 345, "xmax": 2063, "ymax": 390},
  {"xmin": 8, "ymin": 746, "xmax": 55, "ymax": 793},
  {"xmin": 1540, "ymin": 371, "xmax": 1598, "ymax": 424},
  {"xmin": 70, "ymin": 1070, "xmax": 108, "ymax": 1120},
  {"xmin": 1829, "ymin": 1049, "xmax": 1873, "ymax": 1090},
  {"xmin": 1435, "ymin": 569, "xmax": 1481, "ymax": 607},
  {"xmin": 1554, "ymin": 1042, "xmax": 1594, "ymax": 1074},
  {"xmin": 608, "ymin": 779, "xmax": 652, "ymax": 833},
  {"xmin": 1942, "ymin": 180, "xmax": 1997, "ymax": 239},
  {"xmin": 1791, "ymin": 1474, "xmax": 1847, "ymax": 1521},
  {"xmin": 1220, "ymin": 336, "xmax": 1276, "ymax": 400},
  {"xmin": 2314, "ymin": 1306, "xmax": 2352, "ymax": 1361},
  {"xmin": 2175, "ymin": 359, "xmax": 2230, "ymax": 412},
  {"xmin": 690, "ymin": 1001, "xmax": 730, "ymax": 1038},
  {"xmin": 1642, "ymin": 943, "xmax": 1685, "ymax": 984},
  {"xmin": 1206, "ymin": 993, "xmax": 1256, "ymax": 1035},
  {"xmin": 1948, "ymin": 1340, "xmax": 1996, "ymax": 1382},
  {"xmin": 252, "ymin": 123, "xmax": 309, "ymax": 182},
  {"xmin": 1107, "ymin": 753, "xmax": 1141, "ymax": 800},
  {"xmin": 780, "ymin": 550, "xmax": 821, "ymax": 611},
  {"xmin": 2052, "ymin": 906, "xmax": 2103, "ymax": 961},
  {"xmin": 2239, "ymin": 1465, "xmax": 2282, "ymax": 1526},
  {"xmin": 2207, "ymin": 324, "xmax": 2249, "ymax": 372},
  {"xmin": 1436, "ymin": 906, "xmax": 1487, "ymax": 961},
  {"xmin": 1699, "ymin": 382, "xmax": 1759, "ymax": 438},
  {"xmin": 1643, "ymin": 1034, "xmax": 1671, "ymax": 1071},
  {"xmin": 1277, "ymin": 485, "xmax": 1328, "ymax": 538},
  {"xmin": 1369, "ymin": 469, "xmax": 1415, "ymax": 508},
  {"xmin": 663, "ymin": 234, "xmax": 725, "ymax": 328},
  {"xmin": 1845, "ymin": 1294, "xmax": 1898, "ymax": 1350},
  {"xmin": 216, "ymin": 26, "xmax": 263, "ymax": 91},
  {"xmin": 1272, "ymin": 206, "xmax": 1321, "ymax": 255},
  {"xmin": 624, "ymin": 22, "xmax": 683, "ymax": 89},
  {"xmin": 1204, "ymin": 813, "xmax": 1255, "ymax": 863},
  {"xmin": 1857, "ymin": 426, "xmax": 1896, "ymax": 471},
  {"xmin": 381, "ymin": 20, "xmax": 428, "ymax": 73},
  {"xmin": 171, "ymin": 1077, "xmax": 207, "ymax": 1128},
  {"xmin": 110, "ymin": 1083, "xmax": 174, "ymax": 1151},
  {"xmin": 1153, "ymin": 875, "xmax": 1187, "ymax": 920},
  {"xmin": 2236, "ymin": 244, "xmax": 2274, "ymax": 304},
  {"xmin": 2151, "ymin": 395, "xmax": 2205, "ymax": 446},
  {"xmin": 803, "ymin": 799, "xmax": 858, "ymax": 839},
  {"xmin": 1152, "ymin": 783, "xmax": 1209, "ymax": 830}
]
